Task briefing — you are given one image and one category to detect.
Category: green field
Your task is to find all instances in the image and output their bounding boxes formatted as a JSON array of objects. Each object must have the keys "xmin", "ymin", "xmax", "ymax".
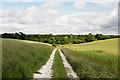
[
  {"xmin": 52, "ymin": 49, "xmax": 68, "ymax": 78},
  {"xmin": 2, "ymin": 38, "xmax": 54, "ymax": 78},
  {"xmin": 62, "ymin": 38, "xmax": 119, "ymax": 55},
  {"xmin": 1, "ymin": 38, "xmax": 119, "ymax": 78},
  {"xmin": 60, "ymin": 38, "xmax": 119, "ymax": 78}
]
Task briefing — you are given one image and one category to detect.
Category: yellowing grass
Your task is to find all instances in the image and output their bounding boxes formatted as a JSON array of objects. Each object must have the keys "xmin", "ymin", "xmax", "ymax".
[{"xmin": 62, "ymin": 38, "xmax": 119, "ymax": 55}]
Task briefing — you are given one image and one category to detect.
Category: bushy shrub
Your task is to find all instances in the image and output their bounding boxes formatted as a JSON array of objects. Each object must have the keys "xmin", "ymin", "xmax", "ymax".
[{"xmin": 52, "ymin": 43, "xmax": 56, "ymax": 47}]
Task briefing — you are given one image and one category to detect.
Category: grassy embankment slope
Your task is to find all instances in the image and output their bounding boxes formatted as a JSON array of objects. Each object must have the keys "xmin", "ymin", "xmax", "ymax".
[
  {"xmin": 60, "ymin": 38, "xmax": 119, "ymax": 78},
  {"xmin": 2, "ymin": 38, "xmax": 54, "ymax": 78},
  {"xmin": 52, "ymin": 49, "xmax": 68, "ymax": 78}
]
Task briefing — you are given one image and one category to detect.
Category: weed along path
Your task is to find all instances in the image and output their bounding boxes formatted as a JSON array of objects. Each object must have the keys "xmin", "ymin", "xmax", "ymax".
[
  {"xmin": 33, "ymin": 48, "xmax": 57, "ymax": 78},
  {"xmin": 33, "ymin": 48, "xmax": 78, "ymax": 78},
  {"xmin": 59, "ymin": 49, "xmax": 78, "ymax": 78}
]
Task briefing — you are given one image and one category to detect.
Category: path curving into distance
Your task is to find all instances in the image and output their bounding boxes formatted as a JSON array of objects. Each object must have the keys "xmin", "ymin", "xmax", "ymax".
[
  {"xmin": 59, "ymin": 49, "xmax": 78, "ymax": 78},
  {"xmin": 33, "ymin": 48, "xmax": 57, "ymax": 78},
  {"xmin": 33, "ymin": 48, "xmax": 78, "ymax": 78}
]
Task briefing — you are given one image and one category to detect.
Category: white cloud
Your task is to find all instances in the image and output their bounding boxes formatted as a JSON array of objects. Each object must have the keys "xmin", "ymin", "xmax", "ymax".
[
  {"xmin": 0, "ymin": 2, "xmax": 118, "ymax": 35},
  {"xmin": 68, "ymin": 7, "xmax": 118, "ymax": 34},
  {"xmin": 1, "ymin": 22, "xmax": 26, "ymax": 33},
  {"xmin": 1, "ymin": 2, "xmax": 61, "ymax": 34},
  {"xmin": 41, "ymin": 2, "xmax": 61, "ymax": 8},
  {"xmin": 73, "ymin": 1, "xmax": 85, "ymax": 9}
]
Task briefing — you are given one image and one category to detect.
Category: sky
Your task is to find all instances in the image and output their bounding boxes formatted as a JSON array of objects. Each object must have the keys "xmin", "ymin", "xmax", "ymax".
[{"xmin": 0, "ymin": 0, "xmax": 119, "ymax": 35}]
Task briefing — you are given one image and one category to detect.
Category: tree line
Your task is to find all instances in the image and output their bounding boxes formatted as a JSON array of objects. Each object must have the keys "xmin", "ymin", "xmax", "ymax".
[{"xmin": 1, "ymin": 32, "xmax": 119, "ymax": 46}]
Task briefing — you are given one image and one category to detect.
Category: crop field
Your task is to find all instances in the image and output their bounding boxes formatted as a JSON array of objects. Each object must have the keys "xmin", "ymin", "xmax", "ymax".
[
  {"xmin": 62, "ymin": 38, "xmax": 119, "ymax": 55},
  {"xmin": 60, "ymin": 38, "xmax": 119, "ymax": 78},
  {"xmin": 2, "ymin": 38, "xmax": 54, "ymax": 78}
]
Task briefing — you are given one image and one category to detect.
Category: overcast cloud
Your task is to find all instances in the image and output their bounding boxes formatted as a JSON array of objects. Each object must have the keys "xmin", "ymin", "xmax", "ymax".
[{"xmin": 0, "ymin": 2, "xmax": 118, "ymax": 35}]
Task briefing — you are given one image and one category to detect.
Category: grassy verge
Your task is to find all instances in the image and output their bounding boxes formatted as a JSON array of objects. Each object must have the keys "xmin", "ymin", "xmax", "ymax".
[
  {"xmin": 2, "ymin": 39, "xmax": 54, "ymax": 78},
  {"xmin": 52, "ymin": 49, "xmax": 68, "ymax": 78},
  {"xmin": 60, "ymin": 47, "xmax": 118, "ymax": 78}
]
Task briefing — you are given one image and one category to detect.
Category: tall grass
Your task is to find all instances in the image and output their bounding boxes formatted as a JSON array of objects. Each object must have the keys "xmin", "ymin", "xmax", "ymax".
[
  {"xmin": 60, "ymin": 47, "xmax": 118, "ymax": 78},
  {"xmin": 2, "ymin": 39, "xmax": 54, "ymax": 78},
  {"xmin": 52, "ymin": 49, "xmax": 68, "ymax": 78}
]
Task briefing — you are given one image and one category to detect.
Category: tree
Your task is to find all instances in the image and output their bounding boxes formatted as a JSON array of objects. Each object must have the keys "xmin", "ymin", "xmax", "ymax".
[
  {"xmin": 64, "ymin": 36, "xmax": 68, "ymax": 40},
  {"xmin": 70, "ymin": 34, "xmax": 73, "ymax": 39},
  {"xmin": 63, "ymin": 36, "xmax": 69, "ymax": 44},
  {"xmin": 19, "ymin": 32, "xmax": 26, "ymax": 40},
  {"xmin": 95, "ymin": 34, "xmax": 110, "ymax": 40},
  {"xmin": 95, "ymin": 34, "xmax": 103, "ymax": 40},
  {"xmin": 50, "ymin": 33, "xmax": 52, "ymax": 37},
  {"xmin": 85, "ymin": 33, "xmax": 96, "ymax": 42},
  {"xmin": 2, "ymin": 32, "xmax": 118, "ymax": 45},
  {"xmin": 52, "ymin": 43, "xmax": 56, "ymax": 47}
]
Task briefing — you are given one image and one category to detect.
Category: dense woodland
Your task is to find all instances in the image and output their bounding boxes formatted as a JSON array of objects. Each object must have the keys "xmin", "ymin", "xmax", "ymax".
[{"xmin": 1, "ymin": 32, "xmax": 119, "ymax": 46}]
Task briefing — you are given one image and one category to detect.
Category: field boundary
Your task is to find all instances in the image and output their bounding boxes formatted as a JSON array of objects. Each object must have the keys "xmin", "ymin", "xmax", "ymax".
[
  {"xmin": 33, "ymin": 48, "xmax": 57, "ymax": 78},
  {"xmin": 59, "ymin": 49, "xmax": 78, "ymax": 78}
]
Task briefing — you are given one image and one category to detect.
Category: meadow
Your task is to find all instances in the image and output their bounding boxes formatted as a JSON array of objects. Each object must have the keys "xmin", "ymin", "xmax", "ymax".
[
  {"xmin": 62, "ymin": 38, "xmax": 118, "ymax": 55},
  {"xmin": 2, "ymin": 38, "xmax": 54, "ymax": 78},
  {"xmin": 60, "ymin": 38, "xmax": 119, "ymax": 78},
  {"xmin": 1, "ymin": 38, "xmax": 119, "ymax": 78}
]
